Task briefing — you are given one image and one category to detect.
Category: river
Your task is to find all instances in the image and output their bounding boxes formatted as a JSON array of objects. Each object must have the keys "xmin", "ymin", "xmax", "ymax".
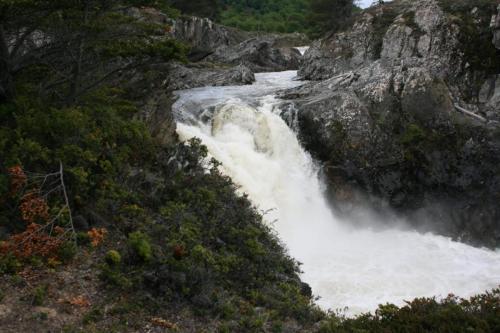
[{"xmin": 172, "ymin": 70, "xmax": 500, "ymax": 315}]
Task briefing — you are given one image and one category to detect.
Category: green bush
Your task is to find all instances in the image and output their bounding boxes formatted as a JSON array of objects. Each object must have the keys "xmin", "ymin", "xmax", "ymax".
[
  {"xmin": 98, "ymin": 264, "xmax": 132, "ymax": 289},
  {"xmin": 57, "ymin": 242, "xmax": 78, "ymax": 263},
  {"xmin": 219, "ymin": 0, "xmax": 309, "ymax": 34},
  {"xmin": 31, "ymin": 285, "xmax": 47, "ymax": 306},
  {"xmin": 128, "ymin": 232, "xmax": 152, "ymax": 263},
  {"xmin": 105, "ymin": 250, "xmax": 122, "ymax": 266},
  {"xmin": 0, "ymin": 254, "xmax": 21, "ymax": 275},
  {"xmin": 318, "ymin": 289, "xmax": 500, "ymax": 332}
]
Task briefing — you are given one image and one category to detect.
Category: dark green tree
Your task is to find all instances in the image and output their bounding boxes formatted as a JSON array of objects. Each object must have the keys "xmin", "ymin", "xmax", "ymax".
[
  {"xmin": 169, "ymin": 0, "xmax": 220, "ymax": 19},
  {"xmin": 218, "ymin": 0, "xmax": 310, "ymax": 33},
  {"xmin": 0, "ymin": 0, "xmax": 185, "ymax": 103},
  {"xmin": 307, "ymin": 0, "xmax": 356, "ymax": 37}
]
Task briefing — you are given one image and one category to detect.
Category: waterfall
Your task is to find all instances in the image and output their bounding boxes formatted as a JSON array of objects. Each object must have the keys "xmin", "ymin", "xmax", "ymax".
[{"xmin": 173, "ymin": 71, "xmax": 500, "ymax": 315}]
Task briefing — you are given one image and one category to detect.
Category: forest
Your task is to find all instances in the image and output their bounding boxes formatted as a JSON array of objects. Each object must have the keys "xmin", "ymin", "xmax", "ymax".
[{"xmin": 168, "ymin": 0, "xmax": 358, "ymax": 36}]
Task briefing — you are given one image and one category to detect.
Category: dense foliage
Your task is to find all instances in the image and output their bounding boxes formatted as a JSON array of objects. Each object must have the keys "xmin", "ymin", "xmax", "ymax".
[
  {"xmin": 320, "ymin": 290, "xmax": 500, "ymax": 333},
  {"xmin": 307, "ymin": 0, "xmax": 357, "ymax": 37},
  {"xmin": 219, "ymin": 0, "xmax": 310, "ymax": 33},
  {"xmin": 168, "ymin": 0, "xmax": 220, "ymax": 19},
  {"xmin": 94, "ymin": 139, "xmax": 323, "ymax": 331},
  {"xmin": 168, "ymin": 0, "xmax": 357, "ymax": 36}
]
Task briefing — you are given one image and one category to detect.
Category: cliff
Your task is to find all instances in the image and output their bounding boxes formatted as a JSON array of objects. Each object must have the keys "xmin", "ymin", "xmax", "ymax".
[{"xmin": 282, "ymin": 0, "xmax": 500, "ymax": 247}]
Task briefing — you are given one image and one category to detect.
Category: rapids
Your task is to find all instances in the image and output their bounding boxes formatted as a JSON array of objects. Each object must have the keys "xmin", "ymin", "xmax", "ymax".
[{"xmin": 172, "ymin": 71, "xmax": 500, "ymax": 315}]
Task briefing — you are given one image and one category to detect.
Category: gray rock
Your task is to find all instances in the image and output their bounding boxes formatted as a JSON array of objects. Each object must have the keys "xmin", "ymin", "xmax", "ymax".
[
  {"xmin": 480, "ymin": 75, "xmax": 500, "ymax": 121},
  {"xmin": 206, "ymin": 38, "xmax": 302, "ymax": 72},
  {"xmin": 167, "ymin": 62, "xmax": 255, "ymax": 90},
  {"xmin": 138, "ymin": 88, "xmax": 178, "ymax": 146},
  {"xmin": 171, "ymin": 16, "xmax": 249, "ymax": 61},
  {"xmin": 282, "ymin": 0, "xmax": 500, "ymax": 247},
  {"xmin": 127, "ymin": 8, "xmax": 304, "ymax": 71},
  {"xmin": 493, "ymin": 4, "xmax": 500, "ymax": 49},
  {"xmin": 169, "ymin": 15, "xmax": 303, "ymax": 71}
]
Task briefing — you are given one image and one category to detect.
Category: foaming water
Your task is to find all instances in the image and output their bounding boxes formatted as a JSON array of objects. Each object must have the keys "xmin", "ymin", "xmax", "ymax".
[{"xmin": 173, "ymin": 71, "xmax": 500, "ymax": 315}]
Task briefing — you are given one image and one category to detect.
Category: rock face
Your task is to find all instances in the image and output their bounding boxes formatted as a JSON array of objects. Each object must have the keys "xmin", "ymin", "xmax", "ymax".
[
  {"xmin": 282, "ymin": 0, "xmax": 500, "ymax": 247},
  {"xmin": 206, "ymin": 38, "xmax": 302, "ymax": 72},
  {"xmin": 493, "ymin": 4, "xmax": 500, "ymax": 49},
  {"xmin": 170, "ymin": 16, "xmax": 302, "ymax": 72},
  {"xmin": 166, "ymin": 63, "xmax": 255, "ymax": 90},
  {"xmin": 171, "ymin": 16, "xmax": 249, "ymax": 61}
]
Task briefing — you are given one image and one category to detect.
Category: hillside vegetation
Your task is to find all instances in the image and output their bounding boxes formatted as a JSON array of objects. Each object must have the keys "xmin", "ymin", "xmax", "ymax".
[{"xmin": 168, "ymin": 0, "xmax": 357, "ymax": 36}]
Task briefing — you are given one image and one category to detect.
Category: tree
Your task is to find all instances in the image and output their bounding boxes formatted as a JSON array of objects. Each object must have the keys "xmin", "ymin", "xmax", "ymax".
[
  {"xmin": 0, "ymin": 0, "xmax": 186, "ymax": 103},
  {"xmin": 169, "ymin": 0, "xmax": 220, "ymax": 19},
  {"xmin": 307, "ymin": 0, "xmax": 356, "ymax": 37}
]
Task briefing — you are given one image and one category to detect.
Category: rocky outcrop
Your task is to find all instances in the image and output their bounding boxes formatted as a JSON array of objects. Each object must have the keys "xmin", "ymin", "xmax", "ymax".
[
  {"xmin": 493, "ymin": 4, "xmax": 500, "ymax": 49},
  {"xmin": 171, "ymin": 16, "xmax": 249, "ymax": 61},
  {"xmin": 128, "ymin": 8, "xmax": 304, "ymax": 73},
  {"xmin": 168, "ymin": 15, "xmax": 303, "ymax": 71},
  {"xmin": 206, "ymin": 38, "xmax": 302, "ymax": 72},
  {"xmin": 282, "ymin": 0, "xmax": 500, "ymax": 247},
  {"xmin": 299, "ymin": 1, "xmax": 466, "ymax": 83},
  {"xmin": 117, "ymin": 64, "xmax": 180, "ymax": 146},
  {"xmin": 166, "ymin": 62, "xmax": 255, "ymax": 90}
]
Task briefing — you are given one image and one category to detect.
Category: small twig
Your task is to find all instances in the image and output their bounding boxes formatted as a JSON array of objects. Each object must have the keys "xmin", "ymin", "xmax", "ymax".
[{"xmin": 59, "ymin": 161, "xmax": 77, "ymax": 245}]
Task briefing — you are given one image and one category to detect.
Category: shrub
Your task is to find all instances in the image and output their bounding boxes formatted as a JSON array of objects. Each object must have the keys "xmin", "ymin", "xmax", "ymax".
[
  {"xmin": 31, "ymin": 285, "xmax": 47, "ymax": 306},
  {"xmin": 318, "ymin": 289, "xmax": 500, "ymax": 332},
  {"xmin": 98, "ymin": 264, "xmax": 132, "ymax": 289},
  {"xmin": 105, "ymin": 250, "xmax": 122, "ymax": 266},
  {"xmin": 128, "ymin": 232, "xmax": 152, "ymax": 263},
  {"xmin": 0, "ymin": 253, "xmax": 21, "ymax": 274},
  {"xmin": 57, "ymin": 242, "xmax": 78, "ymax": 263}
]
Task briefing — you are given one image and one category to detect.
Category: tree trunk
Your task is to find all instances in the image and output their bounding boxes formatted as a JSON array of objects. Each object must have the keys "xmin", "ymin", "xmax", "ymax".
[
  {"xmin": 0, "ymin": 23, "xmax": 14, "ymax": 102},
  {"xmin": 67, "ymin": 0, "xmax": 89, "ymax": 104}
]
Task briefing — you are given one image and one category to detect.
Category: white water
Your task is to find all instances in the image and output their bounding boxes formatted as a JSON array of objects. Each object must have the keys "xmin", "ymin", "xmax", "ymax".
[
  {"xmin": 173, "ymin": 71, "xmax": 500, "ymax": 315},
  {"xmin": 296, "ymin": 46, "xmax": 309, "ymax": 56}
]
